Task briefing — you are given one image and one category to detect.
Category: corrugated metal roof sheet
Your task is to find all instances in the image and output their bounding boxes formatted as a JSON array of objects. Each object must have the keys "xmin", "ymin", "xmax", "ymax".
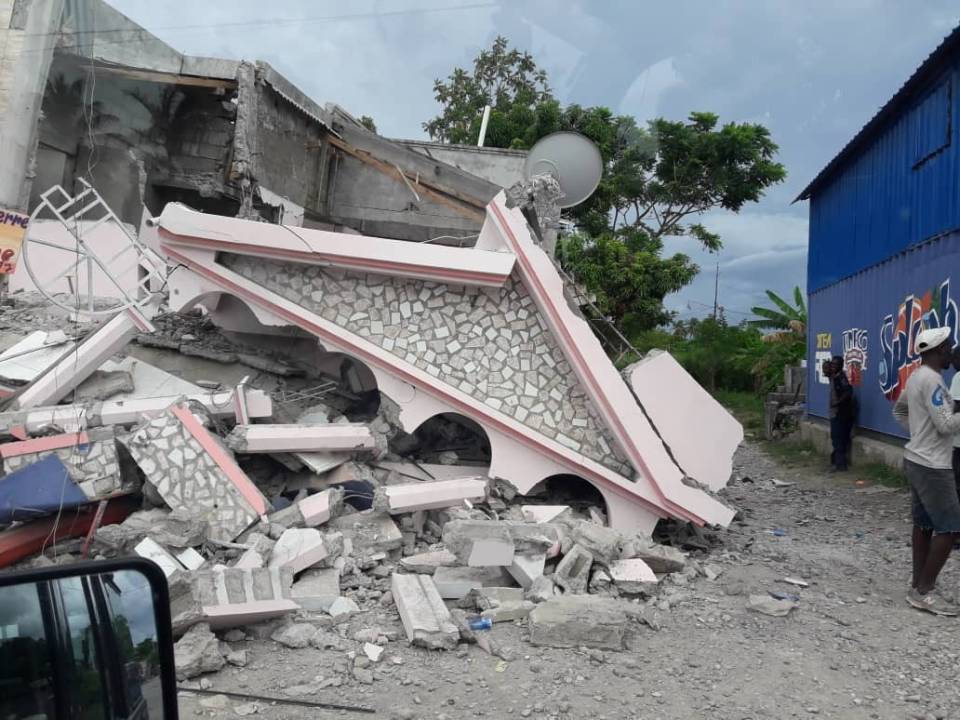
[{"xmin": 796, "ymin": 23, "xmax": 960, "ymax": 202}]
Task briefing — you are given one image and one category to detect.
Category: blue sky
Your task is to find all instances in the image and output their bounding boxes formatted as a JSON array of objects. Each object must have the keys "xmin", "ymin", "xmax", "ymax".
[{"xmin": 109, "ymin": 0, "xmax": 960, "ymax": 321}]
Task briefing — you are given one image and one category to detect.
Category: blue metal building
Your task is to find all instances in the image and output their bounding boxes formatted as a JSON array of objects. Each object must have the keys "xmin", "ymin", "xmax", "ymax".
[{"xmin": 798, "ymin": 25, "xmax": 960, "ymax": 438}]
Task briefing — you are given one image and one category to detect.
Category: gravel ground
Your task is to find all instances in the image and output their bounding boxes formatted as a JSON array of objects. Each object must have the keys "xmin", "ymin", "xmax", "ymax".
[{"xmin": 176, "ymin": 440, "xmax": 960, "ymax": 720}]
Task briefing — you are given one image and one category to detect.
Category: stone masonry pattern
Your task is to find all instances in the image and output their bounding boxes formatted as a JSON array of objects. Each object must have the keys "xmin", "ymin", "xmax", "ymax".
[
  {"xmin": 222, "ymin": 254, "xmax": 633, "ymax": 477},
  {"xmin": 3, "ymin": 428, "xmax": 122, "ymax": 498},
  {"xmin": 122, "ymin": 408, "xmax": 259, "ymax": 542}
]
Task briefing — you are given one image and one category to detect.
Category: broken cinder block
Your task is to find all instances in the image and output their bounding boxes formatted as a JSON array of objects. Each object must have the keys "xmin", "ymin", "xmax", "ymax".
[
  {"xmin": 391, "ymin": 573, "xmax": 459, "ymax": 651},
  {"xmin": 553, "ymin": 544, "xmax": 593, "ymax": 595}
]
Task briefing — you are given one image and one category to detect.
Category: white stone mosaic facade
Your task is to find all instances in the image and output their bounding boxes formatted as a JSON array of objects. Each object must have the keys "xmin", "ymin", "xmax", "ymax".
[
  {"xmin": 122, "ymin": 407, "xmax": 259, "ymax": 542},
  {"xmin": 222, "ymin": 255, "xmax": 633, "ymax": 477},
  {"xmin": 3, "ymin": 428, "xmax": 121, "ymax": 498}
]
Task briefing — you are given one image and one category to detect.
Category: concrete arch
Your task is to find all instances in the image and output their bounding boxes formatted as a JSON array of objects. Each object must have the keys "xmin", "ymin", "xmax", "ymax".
[
  {"xmin": 405, "ymin": 412, "xmax": 492, "ymax": 465},
  {"xmin": 524, "ymin": 473, "xmax": 609, "ymax": 521}
]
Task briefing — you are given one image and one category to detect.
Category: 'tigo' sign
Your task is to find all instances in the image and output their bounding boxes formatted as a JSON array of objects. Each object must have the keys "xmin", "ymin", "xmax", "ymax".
[{"xmin": 0, "ymin": 210, "xmax": 29, "ymax": 275}]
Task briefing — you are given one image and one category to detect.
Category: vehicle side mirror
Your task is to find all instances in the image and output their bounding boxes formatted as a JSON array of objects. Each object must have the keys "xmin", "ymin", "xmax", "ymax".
[{"xmin": 0, "ymin": 558, "xmax": 178, "ymax": 720}]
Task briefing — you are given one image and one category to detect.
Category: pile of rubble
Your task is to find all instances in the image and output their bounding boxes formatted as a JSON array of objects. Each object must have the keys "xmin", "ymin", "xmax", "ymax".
[{"xmin": 0, "ymin": 302, "xmax": 715, "ymax": 681}]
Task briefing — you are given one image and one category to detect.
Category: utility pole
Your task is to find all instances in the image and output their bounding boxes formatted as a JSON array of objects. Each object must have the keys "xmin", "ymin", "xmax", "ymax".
[{"xmin": 712, "ymin": 262, "xmax": 720, "ymax": 320}]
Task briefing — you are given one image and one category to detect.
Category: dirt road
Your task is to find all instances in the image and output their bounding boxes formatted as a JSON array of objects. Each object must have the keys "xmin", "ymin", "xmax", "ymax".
[{"xmin": 178, "ymin": 441, "xmax": 959, "ymax": 720}]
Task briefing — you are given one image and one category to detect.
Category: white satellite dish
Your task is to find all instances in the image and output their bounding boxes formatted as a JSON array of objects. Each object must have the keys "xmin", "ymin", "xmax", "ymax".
[{"xmin": 523, "ymin": 131, "xmax": 603, "ymax": 208}]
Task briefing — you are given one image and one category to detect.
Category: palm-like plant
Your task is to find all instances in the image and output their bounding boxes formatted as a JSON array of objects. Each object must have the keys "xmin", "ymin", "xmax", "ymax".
[{"xmin": 749, "ymin": 286, "xmax": 806, "ymax": 333}]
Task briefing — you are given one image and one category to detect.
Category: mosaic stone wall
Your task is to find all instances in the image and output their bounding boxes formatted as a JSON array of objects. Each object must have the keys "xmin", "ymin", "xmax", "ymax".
[
  {"xmin": 222, "ymin": 255, "xmax": 633, "ymax": 477},
  {"xmin": 3, "ymin": 428, "xmax": 121, "ymax": 498},
  {"xmin": 122, "ymin": 407, "xmax": 259, "ymax": 542}
]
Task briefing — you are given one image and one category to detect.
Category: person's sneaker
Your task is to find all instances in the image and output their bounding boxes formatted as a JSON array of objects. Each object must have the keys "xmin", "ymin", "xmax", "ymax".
[{"xmin": 907, "ymin": 588, "xmax": 959, "ymax": 616}]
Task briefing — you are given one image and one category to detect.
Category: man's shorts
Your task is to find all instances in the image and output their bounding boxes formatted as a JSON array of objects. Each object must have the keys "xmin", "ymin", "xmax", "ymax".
[{"xmin": 905, "ymin": 459, "xmax": 960, "ymax": 534}]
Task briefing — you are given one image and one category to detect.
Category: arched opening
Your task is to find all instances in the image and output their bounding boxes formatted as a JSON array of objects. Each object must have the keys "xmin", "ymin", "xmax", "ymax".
[
  {"xmin": 395, "ymin": 412, "xmax": 492, "ymax": 465},
  {"xmin": 520, "ymin": 474, "xmax": 609, "ymax": 523}
]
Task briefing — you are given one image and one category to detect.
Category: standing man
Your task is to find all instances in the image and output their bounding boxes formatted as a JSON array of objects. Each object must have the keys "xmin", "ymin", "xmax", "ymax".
[
  {"xmin": 893, "ymin": 326, "xmax": 960, "ymax": 615},
  {"xmin": 828, "ymin": 356, "xmax": 855, "ymax": 472},
  {"xmin": 950, "ymin": 348, "xmax": 960, "ymax": 497}
]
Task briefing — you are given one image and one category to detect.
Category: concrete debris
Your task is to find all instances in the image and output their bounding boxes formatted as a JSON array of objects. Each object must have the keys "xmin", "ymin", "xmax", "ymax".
[
  {"xmin": 553, "ymin": 543, "xmax": 593, "ymax": 595},
  {"xmin": 73, "ymin": 369, "xmax": 135, "ymax": 402},
  {"xmin": 456, "ymin": 586, "xmax": 524, "ymax": 611},
  {"xmin": 607, "ymin": 558, "xmax": 659, "ymax": 595},
  {"xmin": 363, "ymin": 642, "xmax": 384, "ymax": 662},
  {"xmin": 177, "ymin": 547, "xmax": 206, "ymax": 571},
  {"xmin": 626, "ymin": 539, "xmax": 688, "ymax": 574},
  {"xmin": 329, "ymin": 511, "xmax": 403, "ymax": 553},
  {"xmin": 291, "ymin": 567, "xmax": 341, "ymax": 612},
  {"xmin": 226, "ymin": 423, "xmax": 376, "ymax": 454},
  {"xmin": 175, "ymin": 622, "xmax": 225, "ymax": 679},
  {"xmin": 521, "ymin": 505, "xmax": 571, "ymax": 523},
  {"xmin": 271, "ymin": 622, "xmax": 318, "ymax": 648},
  {"xmin": 267, "ymin": 528, "xmax": 328, "ymax": 574},
  {"xmin": 134, "ymin": 537, "xmax": 184, "ymax": 578},
  {"xmin": 432, "ymin": 566, "xmax": 517, "ymax": 600},
  {"xmin": 508, "ymin": 552, "xmax": 546, "ymax": 590},
  {"xmin": 481, "ymin": 600, "xmax": 535, "ymax": 623},
  {"xmin": 391, "ymin": 573, "xmax": 459, "ymax": 650},
  {"xmin": 328, "ymin": 596, "xmax": 361, "ymax": 618},
  {"xmin": 441, "ymin": 519, "xmax": 559, "ymax": 567},
  {"xmin": 374, "ymin": 477, "xmax": 487, "ymax": 514},
  {"xmin": 399, "ymin": 549, "xmax": 458, "ymax": 574},
  {"xmin": 747, "ymin": 594, "xmax": 798, "ymax": 617},
  {"xmin": 525, "ymin": 575, "xmax": 557, "ymax": 603},
  {"xmin": 560, "ymin": 519, "xmax": 626, "ymax": 565},
  {"xmin": 189, "ymin": 566, "xmax": 298, "ymax": 630},
  {"xmin": 528, "ymin": 596, "xmax": 632, "ymax": 650}
]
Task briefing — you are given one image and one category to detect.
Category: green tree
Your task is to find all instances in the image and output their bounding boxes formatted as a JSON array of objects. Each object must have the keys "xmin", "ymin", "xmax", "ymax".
[
  {"xmin": 359, "ymin": 115, "xmax": 377, "ymax": 133},
  {"xmin": 748, "ymin": 286, "xmax": 807, "ymax": 332}
]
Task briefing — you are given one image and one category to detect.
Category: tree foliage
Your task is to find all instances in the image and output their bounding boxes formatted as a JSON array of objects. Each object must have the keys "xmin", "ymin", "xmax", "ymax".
[
  {"xmin": 748, "ymin": 286, "xmax": 807, "ymax": 332},
  {"xmin": 359, "ymin": 115, "xmax": 377, "ymax": 133}
]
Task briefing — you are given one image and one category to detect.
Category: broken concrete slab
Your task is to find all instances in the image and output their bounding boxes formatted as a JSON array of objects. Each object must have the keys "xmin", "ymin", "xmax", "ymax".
[
  {"xmin": 72, "ymin": 369, "xmax": 135, "ymax": 402},
  {"xmin": 96, "ymin": 508, "xmax": 208, "ymax": 550},
  {"xmin": 626, "ymin": 540, "xmax": 687, "ymax": 574},
  {"xmin": 481, "ymin": 600, "xmax": 535, "ymax": 623},
  {"xmin": 291, "ymin": 567, "xmax": 341, "ymax": 612},
  {"xmin": 0, "ymin": 330, "xmax": 75, "ymax": 395},
  {"xmin": 234, "ymin": 549, "xmax": 264, "ymax": 569},
  {"xmin": 298, "ymin": 488, "xmax": 343, "ymax": 527},
  {"xmin": 560, "ymin": 519, "xmax": 626, "ymax": 566},
  {"xmin": 190, "ymin": 566, "xmax": 298, "ymax": 631},
  {"xmin": 134, "ymin": 537, "xmax": 184, "ymax": 578},
  {"xmin": 399, "ymin": 549, "xmax": 458, "ymax": 574},
  {"xmin": 177, "ymin": 547, "xmax": 206, "ymax": 571},
  {"xmin": 175, "ymin": 622, "xmax": 225, "ymax": 679},
  {"xmin": 123, "ymin": 402, "xmax": 268, "ymax": 543},
  {"xmin": 328, "ymin": 510, "xmax": 402, "ymax": 553},
  {"xmin": 441, "ymin": 519, "xmax": 559, "ymax": 567},
  {"xmin": 553, "ymin": 544, "xmax": 593, "ymax": 595},
  {"xmin": 525, "ymin": 575, "xmax": 557, "ymax": 603},
  {"xmin": 508, "ymin": 552, "xmax": 546, "ymax": 590},
  {"xmin": 374, "ymin": 477, "xmax": 487, "ymax": 514},
  {"xmin": 226, "ymin": 423, "xmax": 376, "ymax": 453},
  {"xmin": 97, "ymin": 356, "xmax": 204, "ymax": 399},
  {"xmin": 391, "ymin": 573, "xmax": 459, "ymax": 650},
  {"xmin": 521, "ymin": 505, "xmax": 571, "ymax": 523},
  {"xmin": 528, "ymin": 596, "xmax": 632, "ymax": 650},
  {"xmin": 432, "ymin": 566, "xmax": 517, "ymax": 600},
  {"xmin": 608, "ymin": 558, "xmax": 658, "ymax": 595},
  {"xmin": 268, "ymin": 528, "xmax": 328, "ymax": 575}
]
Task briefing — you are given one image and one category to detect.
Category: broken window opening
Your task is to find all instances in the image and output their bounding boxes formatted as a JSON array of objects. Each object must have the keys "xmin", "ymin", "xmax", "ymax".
[
  {"xmin": 521, "ymin": 474, "xmax": 608, "ymax": 523},
  {"xmin": 397, "ymin": 413, "xmax": 491, "ymax": 466}
]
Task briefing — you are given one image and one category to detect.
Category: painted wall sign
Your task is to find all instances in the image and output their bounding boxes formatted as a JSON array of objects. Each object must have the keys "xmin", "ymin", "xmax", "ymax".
[
  {"xmin": 841, "ymin": 328, "xmax": 868, "ymax": 387},
  {"xmin": 0, "ymin": 210, "xmax": 29, "ymax": 275},
  {"xmin": 808, "ymin": 231, "xmax": 960, "ymax": 438}
]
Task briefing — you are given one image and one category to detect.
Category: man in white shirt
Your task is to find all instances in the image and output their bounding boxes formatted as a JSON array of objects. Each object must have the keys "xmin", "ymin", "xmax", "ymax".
[
  {"xmin": 892, "ymin": 326, "xmax": 960, "ymax": 615},
  {"xmin": 950, "ymin": 350, "xmax": 960, "ymax": 493}
]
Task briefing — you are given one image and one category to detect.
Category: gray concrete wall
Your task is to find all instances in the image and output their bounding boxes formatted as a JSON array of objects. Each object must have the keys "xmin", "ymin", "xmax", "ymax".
[
  {"xmin": 399, "ymin": 141, "xmax": 527, "ymax": 189},
  {"xmin": 799, "ymin": 419, "xmax": 905, "ymax": 471}
]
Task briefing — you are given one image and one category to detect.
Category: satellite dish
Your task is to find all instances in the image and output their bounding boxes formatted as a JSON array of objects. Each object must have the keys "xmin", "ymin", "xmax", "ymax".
[{"xmin": 524, "ymin": 131, "xmax": 603, "ymax": 208}]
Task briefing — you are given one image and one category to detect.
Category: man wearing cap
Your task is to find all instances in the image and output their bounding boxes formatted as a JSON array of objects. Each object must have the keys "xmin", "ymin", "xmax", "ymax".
[{"xmin": 893, "ymin": 326, "xmax": 960, "ymax": 615}]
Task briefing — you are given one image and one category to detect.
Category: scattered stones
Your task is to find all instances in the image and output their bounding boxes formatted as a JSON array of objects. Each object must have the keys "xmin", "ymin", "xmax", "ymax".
[
  {"xmin": 747, "ymin": 594, "xmax": 798, "ymax": 617},
  {"xmin": 271, "ymin": 622, "xmax": 318, "ymax": 648},
  {"xmin": 175, "ymin": 623, "xmax": 225, "ymax": 679}
]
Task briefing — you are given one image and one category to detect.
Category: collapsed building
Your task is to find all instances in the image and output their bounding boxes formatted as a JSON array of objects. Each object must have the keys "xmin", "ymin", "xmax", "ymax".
[{"xmin": 0, "ymin": 0, "xmax": 744, "ymax": 661}]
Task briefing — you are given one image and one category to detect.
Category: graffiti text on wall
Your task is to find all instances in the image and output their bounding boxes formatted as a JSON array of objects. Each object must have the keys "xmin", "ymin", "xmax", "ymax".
[
  {"xmin": 878, "ymin": 279, "xmax": 958, "ymax": 401},
  {"xmin": 842, "ymin": 328, "xmax": 868, "ymax": 387}
]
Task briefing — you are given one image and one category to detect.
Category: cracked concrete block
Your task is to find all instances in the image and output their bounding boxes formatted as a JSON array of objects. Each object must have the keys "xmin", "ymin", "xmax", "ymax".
[
  {"xmin": 441, "ymin": 520, "xmax": 558, "ymax": 567},
  {"xmin": 268, "ymin": 528, "xmax": 328, "ymax": 575},
  {"xmin": 234, "ymin": 549, "xmax": 264, "ymax": 569},
  {"xmin": 298, "ymin": 488, "xmax": 343, "ymax": 527},
  {"xmin": 391, "ymin": 573, "xmax": 459, "ymax": 650},
  {"xmin": 481, "ymin": 600, "xmax": 535, "ymax": 623},
  {"xmin": 608, "ymin": 558, "xmax": 658, "ymax": 594},
  {"xmin": 175, "ymin": 622, "xmax": 225, "ymax": 679},
  {"xmin": 625, "ymin": 540, "xmax": 687, "ymax": 573},
  {"xmin": 134, "ymin": 538, "xmax": 184, "ymax": 578},
  {"xmin": 291, "ymin": 567, "xmax": 341, "ymax": 612},
  {"xmin": 271, "ymin": 622, "xmax": 318, "ymax": 649},
  {"xmin": 328, "ymin": 511, "xmax": 402, "ymax": 553},
  {"xmin": 374, "ymin": 477, "xmax": 487, "ymax": 514},
  {"xmin": 528, "ymin": 596, "xmax": 629, "ymax": 650},
  {"xmin": 560, "ymin": 519, "xmax": 626, "ymax": 565},
  {"xmin": 508, "ymin": 552, "xmax": 546, "ymax": 590},
  {"xmin": 521, "ymin": 505, "xmax": 571, "ymax": 523},
  {"xmin": 177, "ymin": 547, "xmax": 206, "ymax": 571},
  {"xmin": 399, "ymin": 549, "xmax": 458, "ymax": 574},
  {"xmin": 432, "ymin": 566, "xmax": 517, "ymax": 600},
  {"xmin": 524, "ymin": 575, "xmax": 556, "ymax": 603},
  {"xmin": 553, "ymin": 544, "xmax": 592, "ymax": 595}
]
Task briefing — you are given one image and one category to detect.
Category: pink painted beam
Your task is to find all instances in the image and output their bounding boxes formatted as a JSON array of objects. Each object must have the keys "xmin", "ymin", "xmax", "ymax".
[
  {"xmin": 154, "ymin": 202, "xmax": 515, "ymax": 288},
  {"xmin": 225, "ymin": 423, "xmax": 376, "ymax": 453},
  {"xmin": 374, "ymin": 477, "xmax": 488, "ymax": 514},
  {"xmin": 486, "ymin": 195, "xmax": 734, "ymax": 528},
  {"xmin": 170, "ymin": 404, "xmax": 269, "ymax": 516},
  {"xmin": 0, "ymin": 431, "xmax": 90, "ymax": 459},
  {"xmin": 12, "ymin": 307, "xmax": 155, "ymax": 410}
]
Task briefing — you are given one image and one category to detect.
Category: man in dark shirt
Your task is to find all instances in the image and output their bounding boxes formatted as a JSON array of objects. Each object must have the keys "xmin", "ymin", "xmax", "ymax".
[{"xmin": 828, "ymin": 356, "xmax": 855, "ymax": 472}]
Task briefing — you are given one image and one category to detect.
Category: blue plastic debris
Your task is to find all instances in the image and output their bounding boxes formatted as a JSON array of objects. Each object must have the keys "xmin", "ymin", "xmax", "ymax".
[{"xmin": 0, "ymin": 455, "xmax": 88, "ymax": 524}]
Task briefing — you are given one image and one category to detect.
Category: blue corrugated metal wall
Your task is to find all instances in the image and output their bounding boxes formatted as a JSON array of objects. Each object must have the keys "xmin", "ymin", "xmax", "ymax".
[
  {"xmin": 808, "ymin": 62, "xmax": 960, "ymax": 293},
  {"xmin": 807, "ymin": 230, "xmax": 960, "ymax": 437}
]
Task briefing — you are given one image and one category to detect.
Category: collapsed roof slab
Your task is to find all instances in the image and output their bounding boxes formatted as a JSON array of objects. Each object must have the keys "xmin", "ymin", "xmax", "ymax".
[{"xmin": 147, "ymin": 195, "xmax": 735, "ymax": 534}]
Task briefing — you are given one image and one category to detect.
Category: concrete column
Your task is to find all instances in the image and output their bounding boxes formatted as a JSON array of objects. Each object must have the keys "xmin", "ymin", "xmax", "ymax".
[{"xmin": 0, "ymin": 0, "xmax": 65, "ymax": 210}]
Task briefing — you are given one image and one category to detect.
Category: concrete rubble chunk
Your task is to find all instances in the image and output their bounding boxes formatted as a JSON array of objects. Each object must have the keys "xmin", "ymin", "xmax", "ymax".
[
  {"xmin": 399, "ymin": 549, "xmax": 458, "ymax": 574},
  {"xmin": 432, "ymin": 566, "xmax": 516, "ymax": 600},
  {"xmin": 134, "ymin": 538, "xmax": 184, "ymax": 578},
  {"xmin": 328, "ymin": 596, "xmax": 360, "ymax": 619},
  {"xmin": 177, "ymin": 547, "xmax": 206, "ymax": 571},
  {"xmin": 268, "ymin": 528, "xmax": 328, "ymax": 574},
  {"xmin": 456, "ymin": 586, "xmax": 524, "ymax": 611},
  {"xmin": 188, "ymin": 566, "xmax": 298, "ymax": 631},
  {"xmin": 553, "ymin": 544, "xmax": 593, "ymax": 595},
  {"xmin": 528, "ymin": 596, "xmax": 631, "ymax": 650},
  {"xmin": 329, "ymin": 510, "xmax": 403, "ymax": 553},
  {"xmin": 508, "ymin": 552, "xmax": 546, "ymax": 590},
  {"xmin": 271, "ymin": 622, "xmax": 318, "ymax": 649},
  {"xmin": 363, "ymin": 642, "xmax": 384, "ymax": 662},
  {"xmin": 449, "ymin": 608, "xmax": 513, "ymax": 661},
  {"xmin": 608, "ymin": 558, "xmax": 659, "ymax": 595},
  {"xmin": 291, "ymin": 567, "xmax": 341, "ymax": 612},
  {"xmin": 234, "ymin": 549, "xmax": 264, "ymax": 569},
  {"xmin": 481, "ymin": 600, "xmax": 535, "ymax": 623},
  {"xmin": 560, "ymin": 519, "xmax": 626, "ymax": 565},
  {"xmin": 627, "ymin": 540, "xmax": 687, "ymax": 574},
  {"xmin": 175, "ymin": 622, "xmax": 225, "ymax": 679},
  {"xmin": 525, "ymin": 575, "xmax": 557, "ymax": 603},
  {"xmin": 73, "ymin": 369, "xmax": 135, "ymax": 402},
  {"xmin": 226, "ymin": 423, "xmax": 376, "ymax": 453},
  {"xmin": 96, "ymin": 508, "xmax": 209, "ymax": 550},
  {"xmin": 521, "ymin": 505, "xmax": 571, "ymax": 523},
  {"xmin": 299, "ymin": 488, "xmax": 343, "ymax": 527},
  {"xmin": 441, "ymin": 520, "xmax": 559, "ymax": 567},
  {"xmin": 391, "ymin": 573, "xmax": 459, "ymax": 650},
  {"xmin": 373, "ymin": 477, "xmax": 487, "ymax": 514},
  {"xmin": 747, "ymin": 594, "xmax": 798, "ymax": 617}
]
